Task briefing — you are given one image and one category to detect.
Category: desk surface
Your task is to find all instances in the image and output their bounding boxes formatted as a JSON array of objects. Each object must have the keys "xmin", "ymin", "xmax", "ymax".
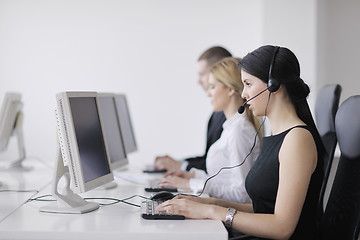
[
  {"xmin": 0, "ymin": 163, "xmax": 228, "ymax": 240},
  {"xmin": 0, "ymin": 158, "xmax": 52, "ymax": 222}
]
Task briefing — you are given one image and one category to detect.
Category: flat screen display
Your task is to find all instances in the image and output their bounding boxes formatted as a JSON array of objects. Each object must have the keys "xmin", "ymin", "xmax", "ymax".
[
  {"xmin": 98, "ymin": 96, "xmax": 127, "ymax": 165},
  {"xmin": 69, "ymin": 97, "xmax": 111, "ymax": 183},
  {"xmin": 114, "ymin": 95, "xmax": 137, "ymax": 153}
]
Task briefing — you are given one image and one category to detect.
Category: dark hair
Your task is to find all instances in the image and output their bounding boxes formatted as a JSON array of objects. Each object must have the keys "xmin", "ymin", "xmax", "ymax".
[
  {"xmin": 239, "ymin": 45, "xmax": 326, "ymax": 159},
  {"xmin": 198, "ymin": 46, "xmax": 232, "ymax": 67}
]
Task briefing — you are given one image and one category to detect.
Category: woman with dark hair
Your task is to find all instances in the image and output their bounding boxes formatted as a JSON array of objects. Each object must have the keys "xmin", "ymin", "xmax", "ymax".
[{"xmin": 156, "ymin": 45, "xmax": 325, "ymax": 240}]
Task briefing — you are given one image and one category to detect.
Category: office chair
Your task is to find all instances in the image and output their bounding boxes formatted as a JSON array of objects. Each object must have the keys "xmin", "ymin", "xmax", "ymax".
[
  {"xmin": 314, "ymin": 84, "xmax": 342, "ymax": 214},
  {"xmin": 319, "ymin": 95, "xmax": 360, "ymax": 240}
]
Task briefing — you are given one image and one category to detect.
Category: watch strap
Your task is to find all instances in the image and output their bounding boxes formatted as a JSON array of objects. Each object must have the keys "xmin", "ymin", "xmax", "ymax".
[{"xmin": 225, "ymin": 207, "xmax": 237, "ymax": 228}]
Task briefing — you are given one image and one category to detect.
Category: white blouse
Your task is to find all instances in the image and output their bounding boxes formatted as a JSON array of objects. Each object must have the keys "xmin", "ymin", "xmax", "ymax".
[{"xmin": 189, "ymin": 112, "xmax": 260, "ymax": 203}]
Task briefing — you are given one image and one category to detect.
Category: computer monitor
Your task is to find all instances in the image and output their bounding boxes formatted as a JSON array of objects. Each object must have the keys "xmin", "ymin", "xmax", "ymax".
[
  {"xmin": 0, "ymin": 92, "xmax": 27, "ymax": 170},
  {"xmin": 40, "ymin": 91, "xmax": 114, "ymax": 214},
  {"xmin": 114, "ymin": 94, "xmax": 137, "ymax": 154},
  {"xmin": 98, "ymin": 93, "xmax": 128, "ymax": 170}
]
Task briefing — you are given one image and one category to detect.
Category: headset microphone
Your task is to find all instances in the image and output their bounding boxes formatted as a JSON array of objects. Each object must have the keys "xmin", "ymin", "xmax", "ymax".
[{"xmin": 238, "ymin": 87, "xmax": 271, "ymax": 114}]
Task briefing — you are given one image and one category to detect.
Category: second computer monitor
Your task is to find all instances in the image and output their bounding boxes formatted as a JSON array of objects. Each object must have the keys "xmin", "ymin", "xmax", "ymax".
[
  {"xmin": 114, "ymin": 94, "xmax": 137, "ymax": 154},
  {"xmin": 98, "ymin": 93, "xmax": 128, "ymax": 170},
  {"xmin": 0, "ymin": 92, "xmax": 22, "ymax": 152}
]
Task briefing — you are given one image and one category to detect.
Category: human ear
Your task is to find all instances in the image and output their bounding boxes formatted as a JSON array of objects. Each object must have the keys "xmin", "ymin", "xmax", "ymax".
[{"xmin": 228, "ymin": 88, "xmax": 236, "ymax": 96}]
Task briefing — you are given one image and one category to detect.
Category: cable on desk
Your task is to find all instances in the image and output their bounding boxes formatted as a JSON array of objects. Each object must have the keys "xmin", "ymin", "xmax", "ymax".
[
  {"xmin": 85, "ymin": 197, "xmax": 140, "ymax": 208},
  {"xmin": 0, "ymin": 189, "xmax": 39, "ymax": 194},
  {"xmin": 85, "ymin": 194, "xmax": 150, "ymax": 208},
  {"xmin": 26, "ymin": 194, "xmax": 149, "ymax": 208},
  {"xmin": 26, "ymin": 194, "xmax": 54, "ymax": 203}
]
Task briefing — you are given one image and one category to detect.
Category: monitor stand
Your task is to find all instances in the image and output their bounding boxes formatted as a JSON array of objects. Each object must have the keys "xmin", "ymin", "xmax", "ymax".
[
  {"xmin": 95, "ymin": 181, "xmax": 118, "ymax": 190},
  {"xmin": 0, "ymin": 112, "xmax": 32, "ymax": 171},
  {"xmin": 39, "ymin": 148, "xmax": 99, "ymax": 214}
]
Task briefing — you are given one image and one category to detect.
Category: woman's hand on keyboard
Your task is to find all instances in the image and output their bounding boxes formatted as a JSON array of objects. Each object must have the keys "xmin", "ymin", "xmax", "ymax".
[
  {"xmin": 158, "ymin": 176, "xmax": 190, "ymax": 190},
  {"xmin": 155, "ymin": 197, "xmax": 216, "ymax": 219}
]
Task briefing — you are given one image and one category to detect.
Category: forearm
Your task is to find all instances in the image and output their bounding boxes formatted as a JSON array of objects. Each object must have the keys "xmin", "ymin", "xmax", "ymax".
[
  {"xmin": 207, "ymin": 181, "xmax": 251, "ymax": 204},
  {"xmin": 231, "ymin": 211, "xmax": 294, "ymax": 240},
  {"xmin": 208, "ymin": 206, "xmax": 293, "ymax": 240},
  {"xmin": 211, "ymin": 198, "xmax": 253, "ymax": 213}
]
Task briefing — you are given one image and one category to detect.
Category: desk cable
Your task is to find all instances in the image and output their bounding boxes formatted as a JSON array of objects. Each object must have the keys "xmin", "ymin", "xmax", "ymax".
[{"xmin": 26, "ymin": 194, "xmax": 150, "ymax": 208}]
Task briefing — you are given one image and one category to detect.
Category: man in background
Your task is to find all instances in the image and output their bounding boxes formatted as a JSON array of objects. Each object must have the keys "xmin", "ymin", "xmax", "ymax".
[{"xmin": 154, "ymin": 46, "xmax": 232, "ymax": 173}]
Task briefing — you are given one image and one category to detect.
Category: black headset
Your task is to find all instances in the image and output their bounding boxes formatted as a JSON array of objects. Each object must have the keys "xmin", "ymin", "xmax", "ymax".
[
  {"xmin": 267, "ymin": 46, "xmax": 281, "ymax": 93},
  {"xmin": 237, "ymin": 46, "xmax": 281, "ymax": 114}
]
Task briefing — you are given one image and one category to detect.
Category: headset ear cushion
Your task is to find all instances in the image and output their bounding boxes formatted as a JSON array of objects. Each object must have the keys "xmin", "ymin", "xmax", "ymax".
[{"xmin": 268, "ymin": 78, "xmax": 280, "ymax": 92}]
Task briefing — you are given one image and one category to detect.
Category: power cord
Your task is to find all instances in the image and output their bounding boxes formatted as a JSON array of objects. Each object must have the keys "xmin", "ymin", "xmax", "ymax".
[
  {"xmin": 0, "ymin": 189, "xmax": 39, "ymax": 193},
  {"xmin": 26, "ymin": 194, "xmax": 150, "ymax": 208}
]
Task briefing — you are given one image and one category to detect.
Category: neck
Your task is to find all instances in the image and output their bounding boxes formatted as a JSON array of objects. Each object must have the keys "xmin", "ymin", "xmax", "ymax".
[
  {"xmin": 266, "ymin": 95, "xmax": 304, "ymax": 135},
  {"xmin": 223, "ymin": 97, "xmax": 244, "ymax": 119}
]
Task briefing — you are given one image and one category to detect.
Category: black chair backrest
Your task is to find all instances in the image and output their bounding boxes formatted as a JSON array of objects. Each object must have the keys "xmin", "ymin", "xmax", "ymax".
[
  {"xmin": 315, "ymin": 84, "xmax": 342, "ymax": 138},
  {"xmin": 320, "ymin": 95, "xmax": 360, "ymax": 240},
  {"xmin": 315, "ymin": 84, "xmax": 342, "ymax": 214}
]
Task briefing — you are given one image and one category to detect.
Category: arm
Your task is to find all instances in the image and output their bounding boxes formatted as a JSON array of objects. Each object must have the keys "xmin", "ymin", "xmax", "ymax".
[
  {"xmin": 185, "ymin": 112, "xmax": 226, "ymax": 172},
  {"xmin": 206, "ymin": 126, "xmax": 260, "ymax": 203},
  {"xmin": 159, "ymin": 168, "xmax": 207, "ymax": 191},
  {"xmin": 155, "ymin": 155, "xmax": 183, "ymax": 171},
  {"xmin": 157, "ymin": 195, "xmax": 254, "ymax": 219},
  {"xmin": 185, "ymin": 156, "xmax": 207, "ymax": 171}
]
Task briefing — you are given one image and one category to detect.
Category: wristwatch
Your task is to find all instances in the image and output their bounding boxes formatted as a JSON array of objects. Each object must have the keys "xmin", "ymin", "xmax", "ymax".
[{"xmin": 225, "ymin": 207, "xmax": 237, "ymax": 228}]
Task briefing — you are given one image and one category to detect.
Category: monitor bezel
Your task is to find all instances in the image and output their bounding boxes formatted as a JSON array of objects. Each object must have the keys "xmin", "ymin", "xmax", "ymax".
[
  {"xmin": 114, "ymin": 94, "xmax": 138, "ymax": 154},
  {"xmin": 0, "ymin": 92, "xmax": 23, "ymax": 151},
  {"xmin": 56, "ymin": 91, "xmax": 114, "ymax": 193},
  {"xmin": 97, "ymin": 92, "xmax": 129, "ymax": 170}
]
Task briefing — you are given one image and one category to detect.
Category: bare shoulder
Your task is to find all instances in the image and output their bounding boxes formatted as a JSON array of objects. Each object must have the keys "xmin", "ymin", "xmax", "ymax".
[
  {"xmin": 280, "ymin": 126, "xmax": 317, "ymax": 171},
  {"xmin": 284, "ymin": 127, "xmax": 315, "ymax": 148}
]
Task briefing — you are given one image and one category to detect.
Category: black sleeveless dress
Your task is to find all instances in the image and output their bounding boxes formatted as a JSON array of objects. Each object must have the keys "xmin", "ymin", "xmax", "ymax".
[{"xmin": 245, "ymin": 126, "xmax": 324, "ymax": 240}]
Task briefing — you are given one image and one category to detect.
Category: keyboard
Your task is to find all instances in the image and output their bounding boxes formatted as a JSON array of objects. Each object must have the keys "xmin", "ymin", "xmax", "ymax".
[
  {"xmin": 142, "ymin": 164, "xmax": 166, "ymax": 173},
  {"xmin": 144, "ymin": 178, "xmax": 178, "ymax": 192},
  {"xmin": 141, "ymin": 199, "xmax": 185, "ymax": 220}
]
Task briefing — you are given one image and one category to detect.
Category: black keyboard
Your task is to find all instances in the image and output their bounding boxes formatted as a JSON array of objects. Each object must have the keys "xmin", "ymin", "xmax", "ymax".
[
  {"xmin": 144, "ymin": 178, "xmax": 178, "ymax": 193},
  {"xmin": 142, "ymin": 164, "xmax": 167, "ymax": 173},
  {"xmin": 141, "ymin": 200, "xmax": 185, "ymax": 220}
]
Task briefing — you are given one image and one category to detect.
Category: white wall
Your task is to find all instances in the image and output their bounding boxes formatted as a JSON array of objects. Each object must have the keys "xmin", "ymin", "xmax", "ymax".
[
  {"xmin": 0, "ymin": 0, "xmax": 263, "ymax": 167},
  {"xmin": 263, "ymin": 0, "xmax": 317, "ymax": 107},
  {"xmin": 2, "ymin": 0, "xmax": 357, "ymax": 170},
  {"xmin": 317, "ymin": 0, "xmax": 360, "ymax": 103}
]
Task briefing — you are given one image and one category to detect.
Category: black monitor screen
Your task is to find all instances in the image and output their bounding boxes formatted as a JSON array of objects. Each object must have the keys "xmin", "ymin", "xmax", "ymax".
[
  {"xmin": 69, "ymin": 97, "xmax": 111, "ymax": 183},
  {"xmin": 98, "ymin": 97, "xmax": 127, "ymax": 164},
  {"xmin": 114, "ymin": 96, "xmax": 137, "ymax": 153}
]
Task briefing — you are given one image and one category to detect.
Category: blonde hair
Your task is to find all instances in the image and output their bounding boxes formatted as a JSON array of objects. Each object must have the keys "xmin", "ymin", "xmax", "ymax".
[{"xmin": 210, "ymin": 57, "xmax": 263, "ymax": 141}]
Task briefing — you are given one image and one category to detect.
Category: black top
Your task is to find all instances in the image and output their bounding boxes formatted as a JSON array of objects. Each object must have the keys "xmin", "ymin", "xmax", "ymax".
[
  {"xmin": 245, "ymin": 125, "xmax": 324, "ymax": 240},
  {"xmin": 185, "ymin": 111, "xmax": 226, "ymax": 172}
]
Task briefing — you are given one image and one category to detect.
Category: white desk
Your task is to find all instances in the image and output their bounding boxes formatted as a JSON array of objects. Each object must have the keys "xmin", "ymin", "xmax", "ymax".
[
  {"xmin": 0, "ymin": 158, "xmax": 52, "ymax": 222},
  {"xmin": 0, "ymin": 164, "xmax": 228, "ymax": 240}
]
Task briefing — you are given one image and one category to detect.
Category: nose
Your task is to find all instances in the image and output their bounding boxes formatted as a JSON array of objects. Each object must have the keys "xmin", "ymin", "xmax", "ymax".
[{"xmin": 241, "ymin": 89, "xmax": 247, "ymax": 100}]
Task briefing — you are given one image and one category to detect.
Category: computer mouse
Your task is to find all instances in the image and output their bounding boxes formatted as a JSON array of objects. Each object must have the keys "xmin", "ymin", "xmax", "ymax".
[{"xmin": 150, "ymin": 191, "xmax": 176, "ymax": 201}]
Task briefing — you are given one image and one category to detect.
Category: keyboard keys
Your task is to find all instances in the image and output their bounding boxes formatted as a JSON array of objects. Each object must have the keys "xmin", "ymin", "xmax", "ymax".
[{"xmin": 141, "ymin": 200, "xmax": 185, "ymax": 220}]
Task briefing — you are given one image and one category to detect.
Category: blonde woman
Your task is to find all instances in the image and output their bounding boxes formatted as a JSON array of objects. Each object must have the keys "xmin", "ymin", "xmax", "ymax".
[{"xmin": 159, "ymin": 57, "xmax": 261, "ymax": 203}]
